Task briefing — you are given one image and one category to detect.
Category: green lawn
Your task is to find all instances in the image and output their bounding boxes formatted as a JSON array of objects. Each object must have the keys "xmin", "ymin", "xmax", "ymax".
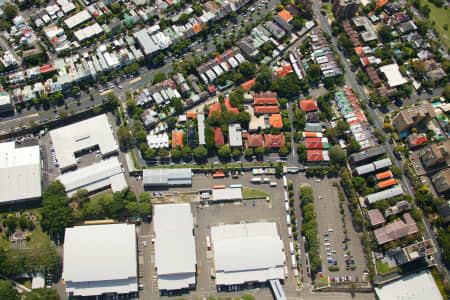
[
  {"xmin": 422, "ymin": 0, "xmax": 450, "ymax": 49},
  {"xmin": 322, "ymin": 3, "xmax": 333, "ymax": 17},
  {"xmin": 376, "ymin": 260, "xmax": 399, "ymax": 275},
  {"xmin": 242, "ymin": 187, "xmax": 270, "ymax": 199}
]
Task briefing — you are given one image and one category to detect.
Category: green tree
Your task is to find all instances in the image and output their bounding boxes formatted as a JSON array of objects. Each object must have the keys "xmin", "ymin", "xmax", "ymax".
[
  {"xmin": 181, "ymin": 146, "xmax": 192, "ymax": 160},
  {"xmin": 193, "ymin": 146, "xmax": 207, "ymax": 160},
  {"xmin": 329, "ymin": 145, "xmax": 346, "ymax": 164},
  {"xmin": 110, "ymin": 2, "xmax": 122, "ymax": 14},
  {"xmin": 238, "ymin": 62, "xmax": 256, "ymax": 78},
  {"xmin": 139, "ymin": 192, "xmax": 152, "ymax": 217},
  {"xmin": 3, "ymin": 4, "xmax": 17, "ymax": 20},
  {"xmin": 307, "ymin": 64, "xmax": 321, "ymax": 83},
  {"xmin": 41, "ymin": 181, "xmax": 73, "ymax": 239},
  {"xmin": 297, "ymin": 144, "xmax": 307, "ymax": 162},
  {"xmin": 245, "ymin": 148, "xmax": 254, "ymax": 157},
  {"xmin": 171, "ymin": 147, "xmax": 182, "ymax": 160},
  {"xmin": 0, "ymin": 280, "xmax": 19, "ymax": 300},
  {"xmin": 374, "ymin": 129, "xmax": 386, "ymax": 144},
  {"xmin": 379, "ymin": 25, "xmax": 393, "ymax": 42},
  {"xmin": 177, "ymin": 13, "xmax": 189, "ymax": 25},
  {"xmin": 232, "ymin": 148, "xmax": 241, "ymax": 157},
  {"xmin": 173, "ymin": 98, "xmax": 184, "ymax": 114},
  {"xmin": 158, "ymin": 148, "xmax": 169, "ymax": 158},
  {"xmin": 23, "ymin": 288, "xmax": 60, "ymax": 300},
  {"xmin": 391, "ymin": 165, "xmax": 403, "ymax": 178},
  {"xmin": 152, "ymin": 73, "xmax": 167, "ymax": 84},
  {"xmin": 279, "ymin": 146, "xmax": 289, "ymax": 156},
  {"xmin": 71, "ymin": 85, "xmax": 80, "ymax": 95},
  {"xmin": 255, "ymin": 146, "xmax": 265, "ymax": 156},
  {"xmin": 117, "ymin": 126, "xmax": 133, "ymax": 150},
  {"xmin": 218, "ymin": 145, "xmax": 231, "ymax": 158}
]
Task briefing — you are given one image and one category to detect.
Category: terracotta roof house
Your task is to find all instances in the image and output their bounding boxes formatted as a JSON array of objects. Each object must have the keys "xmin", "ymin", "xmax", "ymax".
[
  {"xmin": 367, "ymin": 209, "xmax": 386, "ymax": 226},
  {"xmin": 377, "ymin": 178, "xmax": 397, "ymax": 189},
  {"xmin": 225, "ymin": 97, "xmax": 239, "ymax": 114},
  {"xmin": 247, "ymin": 134, "xmax": 264, "ymax": 147},
  {"xmin": 408, "ymin": 133, "xmax": 428, "ymax": 148},
  {"xmin": 299, "ymin": 99, "xmax": 319, "ymax": 112},
  {"xmin": 269, "ymin": 114, "xmax": 283, "ymax": 128},
  {"xmin": 264, "ymin": 134, "xmax": 285, "ymax": 148},
  {"xmin": 254, "ymin": 106, "xmax": 279, "ymax": 115},
  {"xmin": 209, "ymin": 102, "xmax": 222, "ymax": 117},
  {"xmin": 214, "ymin": 127, "xmax": 225, "ymax": 146},
  {"xmin": 253, "ymin": 91, "xmax": 278, "ymax": 105},
  {"xmin": 376, "ymin": 170, "xmax": 393, "ymax": 180},
  {"xmin": 373, "ymin": 213, "xmax": 419, "ymax": 245},
  {"xmin": 172, "ymin": 130, "xmax": 184, "ymax": 148},
  {"xmin": 278, "ymin": 9, "xmax": 293, "ymax": 22},
  {"xmin": 240, "ymin": 78, "xmax": 256, "ymax": 91},
  {"xmin": 307, "ymin": 150, "xmax": 329, "ymax": 161}
]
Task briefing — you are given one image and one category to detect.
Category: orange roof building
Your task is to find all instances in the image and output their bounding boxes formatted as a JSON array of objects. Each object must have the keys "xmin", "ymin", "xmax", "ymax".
[
  {"xmin": 307, "ymin": 150, "xmax": 325, "ymax": 161},
  {"xmin": 254, "ymin": 106, "xmax": 279, "ymax": 115},
  {"xmin": 254, "ymin": 92, "xmax": 278, "ymax": 105},
  {"xmin": 375, "ymin": 0, "xmax": 389, "ymax": 9},
  {"xmin": 278, "ymin": 9, "xmax": 293, "ymax": 22},
  {"xmin": 225, "ymin": 97, "xmax": 239, "ymax": 114},
  {"xmin": 269, "ymin": 114, "xmax": 283, "ymax": 128},
  {"xmin": 377, "ymin": 178, "xmax": 397, "ymax": 189},
  {"xmin": 187, "ymin": 111, "xmax": 196, "ymax": 118},
  {"xmin": 248, "ymin": 134, "xmax": 264, "ymax": 147},
  {"xmin": 172, "ymin": 130, "xmax": 184, "ymax": 148},
  {"xmin": 376, "ymin": 170, "xmax": 393, "ymax": 180},
  {"xmin": 264, "ymin": 134, "xmax": 285, "ymax": 148},
  {"xmin": 214, "ymin": 127, "xmax": 225, "ymax": 146},
  {"xmin": 299, "ymin": 99, "xmax": 319, "ymax": 112},
  {"xmin": 241, "ymin": 78, "xmax": 256, "ymax": 91},
  {"xmin": 209, "ymin": 102, "xmax": 222, "ymax": 117}
]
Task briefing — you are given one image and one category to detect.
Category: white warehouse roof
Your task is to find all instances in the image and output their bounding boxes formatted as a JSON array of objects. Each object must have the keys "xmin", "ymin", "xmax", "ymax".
[
  {"xmin": 57, "ymin": 157, "xmax": 127, "ymax": 197},
  {"xmin": 379, "ymin": 64, "xmax": 408, "ymax": 87},
  {"xmin": 0, "ymin": 141, "xmax": 41, "ymax": 204},
  {"xmin": 50, "ymin": 114, "xmax": 118, "ymax": 170},
  {"xmin": 212, "ymin": 188, "xmax": 243, "ymax": 202},
  {"xmin": 375, "ymin": 270, "xmax": 443, "ymax": 300},
  {"xmin": 143, "ymin": 168, "xmax": 192, "ymax": 187},
  {"xmin": 366, "ymin": 185, "xmax": 404, "ymax": 204},
  {"xmin": 153, "ymin": 204, "xmax": 197, "ymax": 291},
  {"xmin": 211, "ymin": 222, "xmax": 285, "ymax": 286},
  {"xmin": 63, "ymin": 224, "xmax": 138, "ymax": 296}
]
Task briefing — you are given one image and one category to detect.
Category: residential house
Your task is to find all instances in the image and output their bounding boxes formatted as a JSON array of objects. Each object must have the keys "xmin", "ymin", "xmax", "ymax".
[
  {"xmin": 420, "ymin": 139, "xmax": 450, "ymax": 168},
  {"xmin": 432, "ymin": 169, "xmax": 450, "ymax": 196},
  {"xmin": 392, "ymin": 103, "xmax": 436, "ymax": 132},
  {"xmin": 373, "ymin": 213, "xmax": 419, "ymax": 245}
]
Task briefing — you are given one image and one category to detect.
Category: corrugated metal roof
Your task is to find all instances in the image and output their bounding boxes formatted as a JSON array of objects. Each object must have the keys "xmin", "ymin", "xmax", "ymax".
[{"xmin": 366, "ymin": 185, "xmax": 404, "ymax": 204}]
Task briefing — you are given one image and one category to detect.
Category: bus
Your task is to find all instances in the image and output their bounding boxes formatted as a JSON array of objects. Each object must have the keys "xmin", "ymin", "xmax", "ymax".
[
  {"xmin": 251, "ymin": 178, "xmax": 262, "ymax": 184},
  {"xmin": 283, "ymin": 176, "xmax": 288, "ymax": 188},
  {"xmin": 230, "ymin": 184, "xmax": 243, "ymax": 188}
]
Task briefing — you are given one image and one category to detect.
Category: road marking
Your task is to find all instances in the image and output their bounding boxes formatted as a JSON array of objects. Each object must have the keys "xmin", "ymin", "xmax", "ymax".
[
  {"xmin": 100, "ymin": 89, "xmax": 112, "ymax": 96},
  {"xmin": 129, "ymin": 76, "xmax": 142, "ymax": 84}
]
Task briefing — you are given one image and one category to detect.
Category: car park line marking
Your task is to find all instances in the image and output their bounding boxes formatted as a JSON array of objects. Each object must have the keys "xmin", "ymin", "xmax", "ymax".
[{"xmin": 129, "ymin": 76, "xmax": 142, "ymax": 84}]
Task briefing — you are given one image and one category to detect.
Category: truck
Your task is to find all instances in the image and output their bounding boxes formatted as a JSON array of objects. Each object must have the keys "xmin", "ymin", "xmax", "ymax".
[
  {"xmin": 270, "ymin": 182, "xmax": 278, "ymax": 187},
  {"xmin": 285, "ymin": 202, "xmax": 290, "ymax": 212},
  {"xmin": 286, "ymin": 214, "xmax": 291, "ymax": 225},
  {"xmin": 251, "ymin": 178, "xmax": 262, "ymax": 184},
  {"xmin": 291, "ymin": 254, "xmax": 297, "ymax": 268},
  {"xmin": 290, "ymin": 242, "xmax": 295, "ymax": 255},
  {"xmin": 283, "ymin": 176, "xmax": 288, "ymax": 188},
  {"xmin": 263, "ymin": 177, "xmax": 270, "ymax": 183},
  {"xmin": 288, "ymin": 226, "xmax": 292, "ymax": 238}
]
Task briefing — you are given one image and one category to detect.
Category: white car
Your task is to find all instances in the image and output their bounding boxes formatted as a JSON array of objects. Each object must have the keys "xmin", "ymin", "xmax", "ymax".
[
  {"xmin": 328, "ymin": 228, "xmax": 334, "ymax": 232},
  {"xmin": 315, "ymin": 179, "xmax": 321, "ymax": 182},
  {"xmin": 318, "ymin": 196, "xmax": 323, "ymax": 199}
]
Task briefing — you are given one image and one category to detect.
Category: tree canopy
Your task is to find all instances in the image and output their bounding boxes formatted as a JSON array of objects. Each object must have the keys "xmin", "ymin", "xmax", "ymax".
[{"xmin": 41, "ymin": 181, "xmax": 73, "ymax": 239}]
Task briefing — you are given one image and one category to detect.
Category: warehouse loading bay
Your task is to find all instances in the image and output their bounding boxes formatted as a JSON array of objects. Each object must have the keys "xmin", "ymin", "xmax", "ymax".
[{"xmin": 137, "ymin": 172, "xmax": 368, "ymax": 300}]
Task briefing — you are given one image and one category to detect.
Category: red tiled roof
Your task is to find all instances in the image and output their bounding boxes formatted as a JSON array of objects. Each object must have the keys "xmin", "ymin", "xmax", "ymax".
[
  {"xmin": 299, "ymin": 99, "xmax": 318, "ymax": 112},
  {"xmin": 307, "ymin": 150, "xmax": 324, "ymax": 161},
  {"xmin": 254, "ymin": 97, "xmax": 278, "ymax": 105},
  {"xmin": 214, "ymin": 127, "xmax": 225, "ymax": 146},
  {"xmin": 187, "ymin": 111, "xmax": 196, "ymax": 118},
  {"xmin": 248, "ymin": 134, "xmax": 264, "ymax": 147},
  {"xmin": 377, "ymin": 178, "xmax": 397, "ymax": 189},
  {"xmin": 375, "ymin": 0, "xmax": 388, "ymax": 9},
  {"xmin": 306, "ymin": 141, "xmax": 324, "ymax": 149},
  {"xmin": 305, "ymin": 137, "xmax": 322, "ymax": 142},
  {"xmin": 172, "ymin": 130, "xmax": 184, "ymax": 148},
  {"xmin": 376, "ymin": 171, "xmax": 393, "ymax": 180},
  {"xmin": 269, "ymin": 114, "xmax": 283, "ymax": 128},
  {"xmin": 208, "ymin": 85, "xmax": 216, "ymax": 94},
  {"xmin": 408, "ymin": 134, "xmax": 428, "ymax": 147},
  {"xmin": 225, "ymin": 97, "xmax": 239, "ymax": 114},
  {"xmin": 209, "ymin": 102, "xmax": 222, "ymax": 117},
  {"xmin": 40, "ymin": 64, "xmax": 55, "ymax": 73},
  {"xmin": 278, "ymin": 9, "xmax": 293, "ymax": 22},
  {"xmin": 241, "ymin": 78, "xmax": 256, "ymax": 91},
  {"xmin": 254, "ymin": 106, "xmax": 279, "ymax": 114},
  {"xmin": 304, "ymin": 132, "xmax": 320, "ymax": 138},
  {"xmin": 264, "ymin": 134, "xmax": 285, "ymax": 148}
]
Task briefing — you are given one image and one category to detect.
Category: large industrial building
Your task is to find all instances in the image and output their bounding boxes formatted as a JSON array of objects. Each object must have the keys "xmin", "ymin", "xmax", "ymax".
[
  {"xmin": 153, "ymin": 203, "xmax": 197, "ymax": 292},
  {"xmin": 375, "ymin": 270, "xmax": 443, "ymax": 300},
  {"xmin": 50, "ymin": 114, "xmax": 119, "ymax": 171},
  {"xmin": 57, "ymin": 157, "xmax": 127, "ymax": 197},
  {"xmin": 0, "ymin": 141, "xmax": 41, "ymax": 204},
  {"xmin": 63, "ymin": 223, "xmax": 138, "ymax": 297},
  {"xmin": 143, "ymin": 168, "xmax": 192, "ymax": 188},
  {"xmin": 211, "ymin": 222, "xmax": 285, "ymax": 286},
  {"xmin": 212, "ymin": 187, "xmax": 243, "ymax": 202}
]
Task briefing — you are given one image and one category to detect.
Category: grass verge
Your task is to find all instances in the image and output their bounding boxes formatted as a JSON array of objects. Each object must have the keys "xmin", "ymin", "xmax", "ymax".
[
  {"xmin": 242, "ymin": 187, "xmax": 270, "ymax": 199},
  {"xmin": 375, "ymin": 259, "xmax": 399, "ymax": 275},
  {"xmin": 421, "ymin": 0, "xmax": 450, "ymax": 49}
]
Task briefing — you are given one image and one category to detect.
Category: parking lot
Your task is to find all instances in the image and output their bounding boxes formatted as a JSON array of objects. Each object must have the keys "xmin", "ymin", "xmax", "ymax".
[
  {"xmin": 287, "ymin": 174, "xmax": 366, "ymax": 284},
  {"xmin": 138, "ymin": 171, "xmax": 302, "ymax": 299}
]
